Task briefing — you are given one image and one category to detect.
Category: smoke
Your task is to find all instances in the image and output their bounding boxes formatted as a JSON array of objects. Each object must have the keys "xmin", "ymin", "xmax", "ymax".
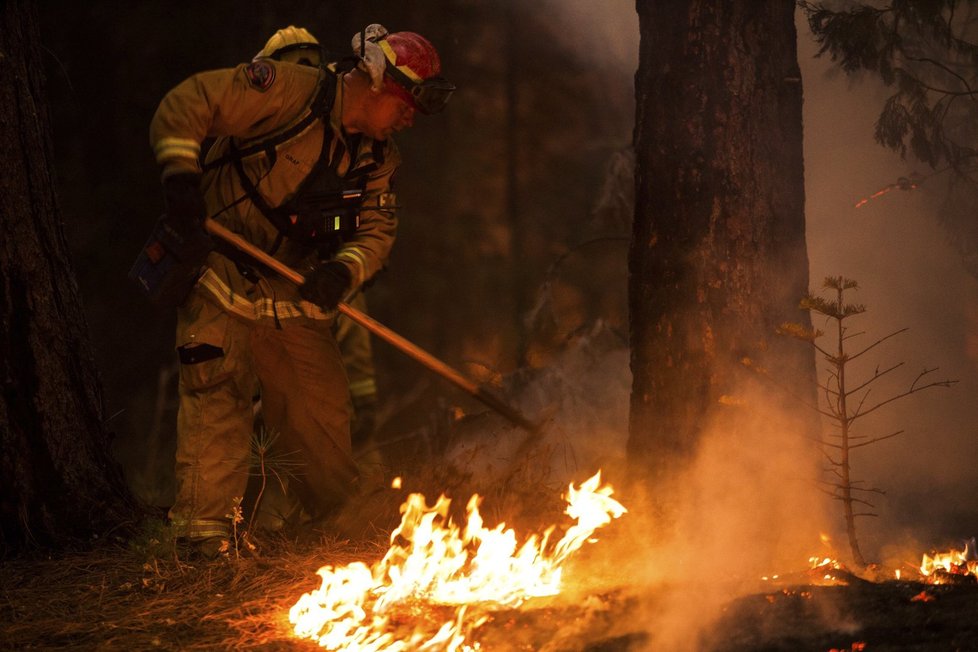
[
  {"xmin": 429, "ymin": 2, "xmax": 942, "ymax": 646},
  {"xmin": 555, "ymin": 375, "xmax": 832, "ymax": 650},
  {"xmin": 439, "ymin": 320, "xmax": 631, "ymax": 506},
  {"xmin": 489, "ymin": 6, "xmax": 978, "ymax": 645},
  {"xmin": 799, "ymin": 17, "xmax": 978, "ymax": 554},
  {"xmin": 536, "ymin": 0, "xmax": 639, "ymax": 72},
  {"xmin": 583, "ymin": 13, "xmax": 978, "ymax": 648}
]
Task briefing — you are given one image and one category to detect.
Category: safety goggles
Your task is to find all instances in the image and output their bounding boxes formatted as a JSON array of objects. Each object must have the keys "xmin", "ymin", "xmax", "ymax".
[{"xmin": 384, "ymin": 63, "xmax": 456, "ymax": 115}]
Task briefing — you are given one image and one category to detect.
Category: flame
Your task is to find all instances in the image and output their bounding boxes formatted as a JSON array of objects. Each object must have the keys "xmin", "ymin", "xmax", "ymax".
[
  {"xmin": 919, "ymin": 547, "xmax": 978, "ymax": 583},
  {"xmin": 289, "ymin": 471, "xmax": 626, "ymax": 649},
  {"xmin": 807, "ymin": 556, "xmax": 847, "ymax": 583}
]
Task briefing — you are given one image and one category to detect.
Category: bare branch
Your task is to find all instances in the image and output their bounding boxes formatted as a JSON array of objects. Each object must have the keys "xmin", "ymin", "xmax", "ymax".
[
  {"xmin": 845, "ymin": 362, "xmax": 904, "ymax": 395},
  {"xmin": 821, "ymin": 449, "xmax": 842, "ymax": 467},
  {"xmin": 848, "ymin": 327, "xmax": 910, "ymax": 361},
  {"xmin": 813, "ymin": 342, "xmax": 835, "ymax": 360},
  {"xmin": 815, "ymin": 380, "xmax": 837, "ymax": 396},
  {"xmin": 851, "ymin": 485, "xmax": 887, "ymax": 495},
  {"xmin": 850, "ymin": 430, "xmax": 905, "ymax": 449},
  {"xmin": 856, "ymin": 376, "xmax": 958, "ymax": 419},
  {"xmin": 911, "ymin": 367, "xmax": 957, "ymax": 392},
  {"xmin": 850, "ymin": 388, "xmax": 872, "ymax": 421},
  {"xmin": 818, "ymin": 407, "xmax": 840, "ymax": 420},
  {"xmin": 823, "ymin": 382, "xmax": 840, "ymax": 417},
  {"xmin": 842, "ymin": 329, "xmax": 866, "ymax": 343},
  {"xmin": 824, "ymin": 368, "xmax": 840, "ymax": 385}
]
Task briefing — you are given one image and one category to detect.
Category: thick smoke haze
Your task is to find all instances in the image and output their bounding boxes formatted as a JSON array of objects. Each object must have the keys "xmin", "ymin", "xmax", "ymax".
[
  {"xmin": 572, "ymin": 2, "xmax": 978, "ymax": 560},
  {"xmin": 531, "ymin": 4, "xmax": 978, "ymax": 648},
  {"xmin": 800, "ymin": 25, "xmax": 978, "ymax": 557}
]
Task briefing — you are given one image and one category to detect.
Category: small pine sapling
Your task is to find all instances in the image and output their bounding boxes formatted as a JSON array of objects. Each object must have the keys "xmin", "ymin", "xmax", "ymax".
[{"xmin": 779, "ymin": 276, "xmax": 956, "ymax": 567}]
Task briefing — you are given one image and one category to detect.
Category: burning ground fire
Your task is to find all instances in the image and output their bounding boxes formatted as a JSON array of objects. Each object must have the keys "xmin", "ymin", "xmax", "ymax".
[
  {"xmin": 289, "ymin": 472, "xmax": 627, "ymax": 650},
  {"xmin": 761, "ymin": 537, "xmax": 978, "ymax": 589},
  {"xmin": 919, "ymin": 538, "xmax": 978, "ymax": 585}
]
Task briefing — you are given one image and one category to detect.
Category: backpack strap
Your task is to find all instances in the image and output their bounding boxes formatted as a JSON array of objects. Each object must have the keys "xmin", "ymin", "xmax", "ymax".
[
  {"xmin": 202, "ymin": 66, "xmax": 338, "ymax": 172},
  {"xmin": 210, "ymin": 59, "xmax": 379, "ymax": 256}
]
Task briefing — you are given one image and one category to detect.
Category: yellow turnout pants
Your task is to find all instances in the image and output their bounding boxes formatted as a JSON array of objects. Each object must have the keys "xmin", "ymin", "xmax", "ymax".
[{"xmin": 168, "ymin": 290, "xmax": 357, "ymax": 540}]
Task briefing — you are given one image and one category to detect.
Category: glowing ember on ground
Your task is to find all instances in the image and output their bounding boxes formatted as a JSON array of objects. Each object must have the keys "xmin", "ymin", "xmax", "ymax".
[
  {"xmin": 807, "ymin": 556, "xmax": 846, "ymax": 582},
  {"xmin": 289, "ymin": 472, "xmax": 626, "ymax": 650}
]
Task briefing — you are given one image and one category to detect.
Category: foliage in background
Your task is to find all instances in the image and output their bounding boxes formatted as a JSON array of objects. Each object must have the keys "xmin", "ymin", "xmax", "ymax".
[
  {"xmin": 800, "ymin": 0, "xmax": 978, "ymax": 168},
  {"xmin": 799, "ymin": 0, "xmax": 978, "ymax": 276}
]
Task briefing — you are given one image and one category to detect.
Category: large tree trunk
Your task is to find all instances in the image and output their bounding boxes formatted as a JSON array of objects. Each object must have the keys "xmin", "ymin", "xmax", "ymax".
[
  {"xmin": 629, "ymin": 1, "xmax": 815, "ymax": 485},
  {"xmin": 0, "ymin": 1, "xmax": 135, "ymax": 551}
]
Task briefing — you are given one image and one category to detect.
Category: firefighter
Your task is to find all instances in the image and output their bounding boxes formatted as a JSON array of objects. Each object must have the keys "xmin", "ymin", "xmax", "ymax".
[
  {"xmin": 150, "ymin": 24, "xmax": 453, "ymax": 556},
  {"xmin": 250, "ymin": 26, "xmax": 385, "ymax": 531},
  {"xmin": 256, "ymin": 26, "xmax": 382, "ymax": 457}
]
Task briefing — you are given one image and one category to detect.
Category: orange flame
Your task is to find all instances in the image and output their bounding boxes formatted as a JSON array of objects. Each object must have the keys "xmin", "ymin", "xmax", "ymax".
[
  {"xmin": 919, "ymin": 546, "xmax": 978, "ymax": 583},
  {"xmin": 289, "ymin": 471, "xmax": 626, "ymax": 649}
]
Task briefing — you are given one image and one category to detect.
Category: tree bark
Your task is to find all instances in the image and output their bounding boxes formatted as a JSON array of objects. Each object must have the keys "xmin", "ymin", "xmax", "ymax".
[
  {"xmin": 630, "ymin": 1, "xmax": 815, "ymax": 484},
  {"xmin": 0, "ymin": 0, "xmax": 135, "ymax": 551}
]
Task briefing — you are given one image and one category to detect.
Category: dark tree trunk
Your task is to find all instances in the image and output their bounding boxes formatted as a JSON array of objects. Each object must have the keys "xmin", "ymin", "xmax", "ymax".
[
  {"xmin": 0, "ymin": 1, "xmax": 135, "ymax": 552},
  {"xmin": 629, "ymin": 1, "xmax": 815, "ymax": 485}
]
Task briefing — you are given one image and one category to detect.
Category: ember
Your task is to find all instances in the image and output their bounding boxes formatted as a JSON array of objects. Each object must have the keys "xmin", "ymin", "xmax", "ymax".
[
  {"xmin": 289, "ymin": 472, "xmax": 626, "ymax": 649},
  {"xmin": 807, "ymin": 556, "xmax": 849, "ymax": 585}
]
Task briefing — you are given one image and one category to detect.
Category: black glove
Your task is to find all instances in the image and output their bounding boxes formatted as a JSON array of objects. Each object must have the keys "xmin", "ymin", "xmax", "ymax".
[
  {"xmin": 163, "ymin": 173, "xmax": 206, "ymax": 235},
  {"xmin": 300, "ymin": 261, "xmax": 352, "ymax": 310}
]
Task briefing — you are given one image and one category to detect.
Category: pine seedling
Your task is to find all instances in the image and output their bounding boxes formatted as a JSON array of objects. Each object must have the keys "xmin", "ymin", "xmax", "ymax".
[{"xmin": 247, "ymin": 425, "xmax": 302, "ymax": 534}]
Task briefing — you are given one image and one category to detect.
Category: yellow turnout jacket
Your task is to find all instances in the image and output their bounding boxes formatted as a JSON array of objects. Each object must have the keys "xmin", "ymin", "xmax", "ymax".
[{"xmin": 150, "ymin": 58, "xmax": 400, "ymax": 324}]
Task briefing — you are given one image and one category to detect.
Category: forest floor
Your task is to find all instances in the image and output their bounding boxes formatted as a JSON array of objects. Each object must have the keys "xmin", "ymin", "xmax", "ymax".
[{"xmin": 3, "ymin": 524, "xmax": 978, "ymax": 651}]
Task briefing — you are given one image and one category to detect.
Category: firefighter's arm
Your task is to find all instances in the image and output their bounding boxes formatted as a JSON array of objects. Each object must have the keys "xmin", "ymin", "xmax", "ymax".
[
  {"xmin": 149, "ymin": 60, "xmax": 319, "ymax": 179},
  {"xmin": 333, "ymin": 146, "xmax": 402, "ymax": 290}
]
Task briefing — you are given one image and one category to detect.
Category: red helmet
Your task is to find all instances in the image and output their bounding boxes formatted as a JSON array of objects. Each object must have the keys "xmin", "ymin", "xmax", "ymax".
[{"xmin": 378, "ymin": 32, "xmax": 454, "ymax": 114}]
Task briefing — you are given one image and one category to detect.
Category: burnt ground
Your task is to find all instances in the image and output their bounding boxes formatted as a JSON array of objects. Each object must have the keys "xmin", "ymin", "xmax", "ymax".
[
  {"xmin": 704, "ymin": 580, "xmax": 978, "ymax": 651},
  {"xmin": 3, "ymin": 529, "xmax": 978, "ymax": 652}
]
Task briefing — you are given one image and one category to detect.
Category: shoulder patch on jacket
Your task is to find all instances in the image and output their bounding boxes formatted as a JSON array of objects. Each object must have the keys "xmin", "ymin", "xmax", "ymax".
[{"xmin": 245, "ymin": 60, "xmax": 276, "ymax": 91}]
